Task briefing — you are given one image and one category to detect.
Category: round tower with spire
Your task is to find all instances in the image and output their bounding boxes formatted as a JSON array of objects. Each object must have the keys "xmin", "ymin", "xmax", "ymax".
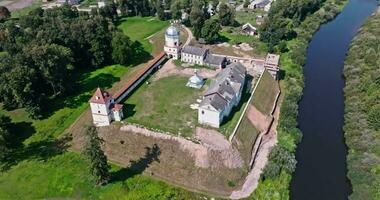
[{"xmin": 164, "ymin": 24, "xmax": 181, "ymax": 60}]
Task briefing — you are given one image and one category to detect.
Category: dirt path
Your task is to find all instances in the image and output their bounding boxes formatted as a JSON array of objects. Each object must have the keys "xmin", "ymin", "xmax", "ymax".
[
  {"xmin": 229, "ymin": 102, "xmax": 280, "ymax": 199},
  {"xmin": 1, "ymin": 0, "xmax": 36, "ymax": 11},
  {"xmin": 183, "ymin": 25, "xmax": 193, "ymax": 47}
]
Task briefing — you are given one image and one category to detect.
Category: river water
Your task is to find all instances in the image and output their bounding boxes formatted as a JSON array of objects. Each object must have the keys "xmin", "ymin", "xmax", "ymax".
[{"xmin": 290, "ymin": 0, "xmax": 378, "ymax": 199}]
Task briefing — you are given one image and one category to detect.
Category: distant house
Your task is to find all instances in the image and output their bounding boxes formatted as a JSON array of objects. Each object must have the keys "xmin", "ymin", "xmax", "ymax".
[
  {"xmin": 56, "ymin": 0, "xmax": 80, "ymax": 5},
  {"xmin": 198, "ymin": 63, "xmax": 247, "ymax": 128},
  {"xmin": 248, "ymin": 0, "xmax": 272, "ymax": 11},
  {"xmin": 89, "ymin": 88, "xmax": 124, "ymax": 126},
  {"xmin": 241, "ymin": 23, "xmax": 258, "ymax": 36},
  {"xmin": 264, "ymin": 54, "xmax": 280, "ymax": 79}
]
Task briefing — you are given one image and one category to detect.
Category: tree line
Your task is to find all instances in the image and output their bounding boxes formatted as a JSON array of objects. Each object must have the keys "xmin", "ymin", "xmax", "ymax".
[
  {"xmin": 0, "ymin": 5, "xmax": 140, "ymax": 119},
  {"xmin": 343, "ymin": 12, "xmax": 380, "ymax": 200}
]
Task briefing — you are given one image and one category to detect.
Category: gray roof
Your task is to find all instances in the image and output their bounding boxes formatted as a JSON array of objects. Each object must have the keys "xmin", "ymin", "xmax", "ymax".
[
  {"xmin": 204, "ymin": 54, "xmax": 226, "ymax": 67},
  {"xmin": 182, "ymin": 46, "xmax": 208, "ymax": 57},
  {"xmin": 200, "ymin": 63, "xmax": 246, "ymax": 112}
]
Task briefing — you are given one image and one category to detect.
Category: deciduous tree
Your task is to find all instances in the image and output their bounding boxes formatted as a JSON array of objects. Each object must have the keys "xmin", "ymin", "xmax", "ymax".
[
  {"xmin": 111, "ymin": 32, "xmax": 134, "ymax": 65},
  {"xmin": 218, "ymin": 3, "xmax": 235, "ymax": 26},
  {"xmin": 201, "ymin": 18, "xmax": 221, "ymax": 43}
]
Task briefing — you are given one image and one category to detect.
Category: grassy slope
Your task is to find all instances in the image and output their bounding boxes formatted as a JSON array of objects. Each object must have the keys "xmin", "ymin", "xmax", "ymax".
[
  {"xmin": 0, "ymin": 17, "xmax": 197, "ymax": 199},
  {"xmin": 123, "ymin": 76, "xmax": 204, "ymax": 137},
  {"xmin": 234, "ymin": 117, "xmax": 259, "ymax": 165},
  {"xmin": 118, "ymin": 17, "xmax": 169, "ymax": 54},
  {"xmin": 343, "ymin": 11, "xmax": 380, "ymax": 200},
  {"xmin": 251, "ymin": 70, "xmax": 279, "ymax": 116}
]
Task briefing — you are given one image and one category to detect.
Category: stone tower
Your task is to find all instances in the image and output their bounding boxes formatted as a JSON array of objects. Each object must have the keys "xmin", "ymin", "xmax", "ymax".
[{"xmin": 164, "ymin": 24, "xmax": 181, "ymax": 60}]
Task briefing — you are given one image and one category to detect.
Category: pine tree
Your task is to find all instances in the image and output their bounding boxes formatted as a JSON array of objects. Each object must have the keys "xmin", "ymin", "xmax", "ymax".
[{"xmin": 83, "ymin": 126, "xmax": 110, "ymax": 186}]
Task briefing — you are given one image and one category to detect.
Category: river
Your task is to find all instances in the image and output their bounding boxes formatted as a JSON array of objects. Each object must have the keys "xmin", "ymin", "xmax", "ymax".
[{"xmin": 290, "ymin": 0, "xmax": 378, "ymax": 199}]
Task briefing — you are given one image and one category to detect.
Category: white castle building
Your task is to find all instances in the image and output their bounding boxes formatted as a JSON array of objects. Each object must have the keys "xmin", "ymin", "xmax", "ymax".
[
  {"xmin": 89, "ymin": 88, "xmax": 124, "ymax": 126},
  {"xmin": 198, "ymin": 63, "xmax": 247, "ymax": 128},
  {"xmin": 164, "ymin": 25, "xmax": 182, "ymax": 60}
]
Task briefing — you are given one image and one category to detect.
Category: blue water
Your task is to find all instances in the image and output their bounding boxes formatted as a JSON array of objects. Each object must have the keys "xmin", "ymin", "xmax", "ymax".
[{"xmin": 290, "ymin": 0, "xmax": 378, "ymax": 199}]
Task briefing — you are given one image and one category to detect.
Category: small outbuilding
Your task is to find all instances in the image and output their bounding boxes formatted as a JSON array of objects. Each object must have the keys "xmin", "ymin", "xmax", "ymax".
[
  {"xmin": 186, "ymin": 71, "xmax": 205, "ymax": 89},
  {"xmin": 241, "ymin": 23, "xmax": 258, "ymax": 36}
]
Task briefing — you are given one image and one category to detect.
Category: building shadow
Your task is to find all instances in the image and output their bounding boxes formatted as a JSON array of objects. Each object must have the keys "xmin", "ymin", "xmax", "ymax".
[
  {"xmin": 123, "ymin": 103, "xmax": 136, "ymax": 119},
  {"xmin": 110, "ymin": 144, "xmax": 161, "ymax": 183}
]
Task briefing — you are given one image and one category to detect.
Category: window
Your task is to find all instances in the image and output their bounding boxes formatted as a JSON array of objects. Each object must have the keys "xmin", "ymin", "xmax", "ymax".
[{"xmin": 202, "ymin": 110, "xmax": 205, "ymax": 115}]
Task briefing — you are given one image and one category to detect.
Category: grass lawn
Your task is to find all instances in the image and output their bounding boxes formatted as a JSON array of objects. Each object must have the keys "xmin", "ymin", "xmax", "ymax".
[
  {"xmin": 118, "ymin": 17, "xmax": 170, "ymax": 54},
  {"xmin": 123, "ymin": 76, "xmax": 205, "ymax": 137},
  {"xmin": 0, "ymin": 152, "xmax": 198, "ymax": 200},
  {"xmin": 234, "ymin": 117, "xmax": 259, "ymax": 165},
  {"xmin": 251, "ymin": 70, "xmax": 280, "ymax": 115}
]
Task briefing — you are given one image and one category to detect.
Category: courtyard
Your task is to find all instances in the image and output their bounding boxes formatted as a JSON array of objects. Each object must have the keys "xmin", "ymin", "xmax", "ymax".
[{"xmin": 123, "ymin": 75, "xmax": 207, "ymax": 137}]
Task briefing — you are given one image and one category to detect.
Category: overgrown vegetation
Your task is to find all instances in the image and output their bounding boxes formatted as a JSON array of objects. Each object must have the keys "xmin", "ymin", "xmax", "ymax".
[
  {"xmin": 343, "ymin": 12, "xmax": 380, "ymax": 200},
  {"xmin": 250, "ymin": 0, "xmax": 348, "ymax": 198}
]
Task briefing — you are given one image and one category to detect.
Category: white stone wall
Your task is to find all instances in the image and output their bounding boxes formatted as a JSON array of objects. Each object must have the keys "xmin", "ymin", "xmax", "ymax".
[
  {"xmin": 181, "ymin": 53, "xmax": 204, "ymax": 65},
  {"xmin": 90, "ymin": 102, "xmax": 109, "ymax": 116},
  {"xmin": 164, "ymin": 46, "xmax": 180, "ymax": 60},
  {"xmin": 92, "ymin": 113, "xmax": 111, "ymax": 126},
  {"xmin": 198, "ymin": 107, "xmax": 220, "ymax": 128},
  {"xmin": 113, "ymin": 110, "xmax": 123, "ymax": 122}
]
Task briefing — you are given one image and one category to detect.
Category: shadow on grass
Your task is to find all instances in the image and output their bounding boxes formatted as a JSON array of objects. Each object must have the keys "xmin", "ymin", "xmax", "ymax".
[
  {"xmin": 2, "ymin": 134, "xmax": 71, "ymax": 171},
  {"xmin": 110, "ymin": 144, "xmax": 161, "ymax": 183},
  {"xmin": 123, "ymin": 103, "xmax": 136, "ymax": 119}
]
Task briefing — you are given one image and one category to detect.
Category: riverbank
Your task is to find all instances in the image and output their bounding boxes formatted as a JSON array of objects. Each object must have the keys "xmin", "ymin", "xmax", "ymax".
[
  {"xmin": 343, "ymin": 8, "xmax": 380, "ymax": 199},
  {"xmin": 249, "ymin": 0, "xmax": 349, "ymax": 198}
]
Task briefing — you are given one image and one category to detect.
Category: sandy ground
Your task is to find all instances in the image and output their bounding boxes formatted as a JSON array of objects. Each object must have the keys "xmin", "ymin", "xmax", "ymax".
[
  {"xmin": 1, "ymin": 0, "xmax": 36, "ymax": 11},
  {"xmin": 153, "ymin": 59, "xmax": 219, "ymax": 81},
  {"xmin": 230, "ymin": 101, "xmax": 281, "ymax": 199}
]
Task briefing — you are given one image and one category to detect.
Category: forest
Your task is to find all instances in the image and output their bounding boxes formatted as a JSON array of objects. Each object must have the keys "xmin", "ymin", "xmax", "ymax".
[{"xmin": 344, "ymin": 12, "xmax": 380, "ymax": 200}]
